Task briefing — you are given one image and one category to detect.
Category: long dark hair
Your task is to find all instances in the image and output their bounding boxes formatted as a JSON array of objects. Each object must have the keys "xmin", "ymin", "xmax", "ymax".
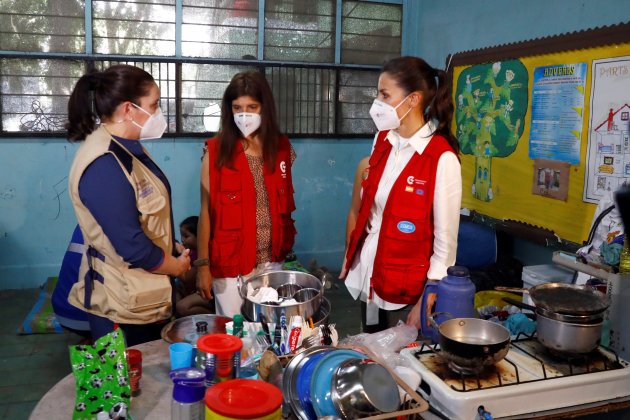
[
  {"xmin": 66, "ymin": 65, "xmax": 155, "ymax": 141},
  {"xmin": 217, "ymin": 71, "xmax": 281, "ymax": 171},
  {"xmin": 382, "ymin": 56, "xmax": 459, "ymax": 154}
]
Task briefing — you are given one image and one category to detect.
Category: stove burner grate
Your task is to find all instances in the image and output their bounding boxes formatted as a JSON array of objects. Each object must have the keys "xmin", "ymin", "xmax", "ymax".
[{"xmin": 414, "ymin": 333, "xmax": 624, "ymax": 392}]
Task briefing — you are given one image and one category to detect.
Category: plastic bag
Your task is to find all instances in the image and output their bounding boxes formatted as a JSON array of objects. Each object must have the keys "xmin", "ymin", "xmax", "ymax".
[
  {"xmin": 70, "ymin": 329, "xmax": 132, "ymax": 419},
  {"xmin": 362, "ymin": 321, "xmax": 418, "ymax": 358},
  {"xmin": 578, "ymin": 189, "xmax": 623, "ymax": 258}
]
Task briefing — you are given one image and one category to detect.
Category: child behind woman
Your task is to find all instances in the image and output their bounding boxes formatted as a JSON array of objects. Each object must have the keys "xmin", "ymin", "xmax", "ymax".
[{"xmin": 176, "ymin": 216, "xmax": 215, "ymax": 316}]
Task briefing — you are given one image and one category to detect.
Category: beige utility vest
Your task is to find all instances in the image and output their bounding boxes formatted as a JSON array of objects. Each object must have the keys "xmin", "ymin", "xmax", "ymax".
[{"xmin": 68, "ymin": 126, "xmax": 173, "ymax": 324}]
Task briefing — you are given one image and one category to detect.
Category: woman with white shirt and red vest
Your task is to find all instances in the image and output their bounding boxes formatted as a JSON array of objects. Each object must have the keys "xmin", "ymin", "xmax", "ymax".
[
  {"xmin": 342, "ymin": 56, "xmax": 462, "ymax": 333},
  {"xmin": 196, "ymin": 71, "xmax": 297, "ymax": 317}
]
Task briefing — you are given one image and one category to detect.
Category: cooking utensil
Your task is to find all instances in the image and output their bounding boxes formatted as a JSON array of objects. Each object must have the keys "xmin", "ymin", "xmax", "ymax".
[
  {"xmin": 502, "ymin": 297, "xmax": 603, "ymax": 324},
  {"xmin": 277, "ymin": 283, "xmax": 302, "ymax": 298},
  {"xmin": 496, "ymin": 283, "xmax": 608, "ymax": 315},
  {"xmin": 160, "ymin": 314, "xmax": 232, "ymax": 343},
  {"xmin": 502, "ymin": 297, "xmax": 603, "ymax": 354},
  {"xmin": 331, "ymin": 358, "xmax": 401, "ymax": 418},
  {"xmin": 239, "ymin": 270, "xmax": 324, "ymax": 322},
  {"xmin": 429, "ymin": 312, "xmax": 510, "ymax": 374},
  {"xmin": 283, "ymin": 346, "xmax": 335, "ymax": 420},
  {"xmin": 537, "ymin": 313, "xmax": 603, "ymax": 354}
]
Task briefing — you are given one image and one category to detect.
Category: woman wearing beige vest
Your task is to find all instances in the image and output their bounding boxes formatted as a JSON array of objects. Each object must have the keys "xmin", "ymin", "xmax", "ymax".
[{"xmin": 66, "ymin": 65, "xmax": 190, "ymax": 346}]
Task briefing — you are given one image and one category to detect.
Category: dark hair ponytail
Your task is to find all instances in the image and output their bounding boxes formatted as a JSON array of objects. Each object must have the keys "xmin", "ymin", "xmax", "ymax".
[
  {"xmin": 66, "ymin": 65, "xmax": 155, "ymax": 142},
  {"xmin": 382, "ymin": 56, "xmax": 459, "ymax": 154},
  {"xmin": 426, "ymin": 68, "xmax": 459, "ymax": 154},
  {"xmin": 66, "ymin": 72, "xmax": 99, "ymax": 141}
]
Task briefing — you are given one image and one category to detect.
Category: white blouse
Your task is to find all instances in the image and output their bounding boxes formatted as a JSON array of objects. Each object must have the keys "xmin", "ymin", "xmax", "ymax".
[{"xmin": 345, "ymin": 120, "xmax": 462, "ymax": 312}]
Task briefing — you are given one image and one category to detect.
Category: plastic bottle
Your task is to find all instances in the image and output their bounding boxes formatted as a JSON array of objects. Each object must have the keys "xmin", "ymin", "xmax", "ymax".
[
  {"xmin": 232, "ymin": 314, "xmax": 244, "ymax": 338},
  {"xmin": 170, "ymin": 368, "xmax": 206, "ymax": 420},
  {"xmin": 185, "ymin": 321, "xmax": 207, "ymax": 368},
  {"xmin": 619, "ymin": 234, "xmax": 630, "ymax": 274}
]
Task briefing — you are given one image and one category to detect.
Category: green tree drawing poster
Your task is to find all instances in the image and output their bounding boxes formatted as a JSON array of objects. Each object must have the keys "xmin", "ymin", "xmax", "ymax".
[{"xmin": 455, "ymin": 60, "xmax": 529, "ymax": 201}]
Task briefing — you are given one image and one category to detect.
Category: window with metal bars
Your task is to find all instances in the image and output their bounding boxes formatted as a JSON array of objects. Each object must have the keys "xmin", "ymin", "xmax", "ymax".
[{"xmin": 0, "ymin": 0, "xmax": 402, "ymax": 138}]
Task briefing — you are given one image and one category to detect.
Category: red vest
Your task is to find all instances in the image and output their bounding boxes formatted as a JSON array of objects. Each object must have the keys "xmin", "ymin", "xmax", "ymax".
[
  {"xmin": 345, "ymin": 130, "xmax": 454, "ymax": 304},
  {"xmin": 206, "ymin": 136, "xmax": 296, "ymax": 278}
]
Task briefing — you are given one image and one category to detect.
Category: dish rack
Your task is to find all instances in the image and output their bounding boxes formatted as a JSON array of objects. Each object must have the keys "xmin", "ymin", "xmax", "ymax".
[{"xmin": 275, "ymin": 344, "xmax": 429, "ymax": 419}]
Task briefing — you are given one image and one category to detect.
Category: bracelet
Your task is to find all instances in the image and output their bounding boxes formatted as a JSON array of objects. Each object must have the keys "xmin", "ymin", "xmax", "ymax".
[{"xmin": 193, "ymin": 258, "xmax": 210, "ymax": 267}]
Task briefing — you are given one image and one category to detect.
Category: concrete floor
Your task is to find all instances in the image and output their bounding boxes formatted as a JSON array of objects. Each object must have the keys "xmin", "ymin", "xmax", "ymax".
[{"xmin": 0, "ymin": 278, "xmax": 361, "ymax": 419}]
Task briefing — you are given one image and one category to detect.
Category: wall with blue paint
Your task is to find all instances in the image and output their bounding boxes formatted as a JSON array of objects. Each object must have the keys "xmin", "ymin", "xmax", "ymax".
[
  {"xmin": 2, "ymin": 1, "xmax": 629, "ymax": 288},
  {"xmin": 0, "ymin": 137, "xmax": 372, "ymax": 288},
  {"xmin": 406, "ymin": 0, "xmax": 630, "ymax": 68}
]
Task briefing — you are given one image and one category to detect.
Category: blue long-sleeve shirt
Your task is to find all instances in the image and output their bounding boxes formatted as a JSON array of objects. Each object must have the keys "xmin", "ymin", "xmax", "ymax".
[{"xmin": 78, "ymin": 136, "xmax": 172, "ymax": 270}]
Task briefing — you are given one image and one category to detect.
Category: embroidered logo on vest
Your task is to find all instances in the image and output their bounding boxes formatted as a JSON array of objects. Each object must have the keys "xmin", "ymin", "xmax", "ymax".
[{"xmin": 397, "ymin": 221, "xmax": 416, "ymax": 233}]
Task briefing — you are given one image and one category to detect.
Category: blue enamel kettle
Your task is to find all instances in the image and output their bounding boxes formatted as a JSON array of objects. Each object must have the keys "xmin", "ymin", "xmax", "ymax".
[{"xmin": 420, "ymin": 266, "xmax": 476, "ymax": 343}]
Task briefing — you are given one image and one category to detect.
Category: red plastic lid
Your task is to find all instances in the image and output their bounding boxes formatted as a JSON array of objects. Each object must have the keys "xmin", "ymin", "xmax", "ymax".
[
  {"xmin": 197, "ymin": 333, "xmax": 243, "ymax": 355},
  {"xmin": 205, "ymin": 379, "xmax": 282, "ymax": 418}
]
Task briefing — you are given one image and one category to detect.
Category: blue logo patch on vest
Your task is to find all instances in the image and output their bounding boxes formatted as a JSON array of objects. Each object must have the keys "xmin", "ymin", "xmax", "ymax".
[{"xmin": 397, "ymin": 221, "xmax": 416, "ymax": 233}]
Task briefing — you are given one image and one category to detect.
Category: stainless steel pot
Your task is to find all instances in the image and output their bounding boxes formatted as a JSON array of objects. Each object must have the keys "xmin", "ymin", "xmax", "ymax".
[
  {"xmin": 503, "ymin": 297, "xmax": 602, "ymax": 324},
  {"xmin": 238, "ymin": 270, "xmax": 324, "ymax": 323},
  {"xmin": 537, "ymin": 313, "xmax": 602, "ymax": 353},
  {"xmin": 502, "ymin": 297, "xmax": 603, "ymax": 353},
  {"xmin": 429, "ymin": 312, "xmax": 511, "ymax": 374}
]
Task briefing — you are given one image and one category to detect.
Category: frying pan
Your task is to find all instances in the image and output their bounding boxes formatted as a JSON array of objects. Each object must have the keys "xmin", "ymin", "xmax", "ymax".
[{"xmin": 496, "ymin": 283, "xmax": 608, "ymax": 315}]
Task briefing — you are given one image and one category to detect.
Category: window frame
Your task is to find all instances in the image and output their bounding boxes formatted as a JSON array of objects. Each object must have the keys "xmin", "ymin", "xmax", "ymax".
[{"xmin": 0, "ymin": 0, "xmax": 403, "ymax": 138}]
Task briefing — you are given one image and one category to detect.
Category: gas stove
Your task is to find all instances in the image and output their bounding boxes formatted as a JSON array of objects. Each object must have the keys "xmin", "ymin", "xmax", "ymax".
[{"xmin": 401, "ymin": 335, "xmax": 630, "ymax": 419}]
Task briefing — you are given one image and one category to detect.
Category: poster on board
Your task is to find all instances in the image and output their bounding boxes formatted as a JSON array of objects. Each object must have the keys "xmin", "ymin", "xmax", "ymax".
[
  {"xmin": 529, "ymin": 63, "xmax": 586, "ymax": 164},
  {"xmin": 584, "ymin": 55, "xmax": 630, "ymax": 203}
]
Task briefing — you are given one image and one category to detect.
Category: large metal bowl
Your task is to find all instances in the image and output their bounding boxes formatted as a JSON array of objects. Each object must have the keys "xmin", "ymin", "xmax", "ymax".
[
  {"xmin": 331, "ymin": 358, "xmax": 401, "ymax": 419},
  {"xmin": 239, "ymin": 270, "xmax": 324, "ymax": 323},
  {"xmin": 160, "ymin": 314, "xmax": 232, "ymax": 343}
]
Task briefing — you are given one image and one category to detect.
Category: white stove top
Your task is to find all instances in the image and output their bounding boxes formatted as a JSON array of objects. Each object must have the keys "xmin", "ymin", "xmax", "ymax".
[{"xmin": 401, "ymin": 337, "xmax": 630, "ymax": 420}]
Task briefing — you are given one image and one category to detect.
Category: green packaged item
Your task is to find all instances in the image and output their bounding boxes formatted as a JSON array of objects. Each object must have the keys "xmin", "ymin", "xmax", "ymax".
[{"xmin": 70, "ymin": 329, "xmax": 132, "ymax": 419}]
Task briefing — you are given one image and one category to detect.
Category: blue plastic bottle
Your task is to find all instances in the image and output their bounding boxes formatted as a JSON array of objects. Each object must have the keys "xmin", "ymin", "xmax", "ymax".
[{"xmin": 420, "ymin": 266, "xmax": 476, "ymax": 343}]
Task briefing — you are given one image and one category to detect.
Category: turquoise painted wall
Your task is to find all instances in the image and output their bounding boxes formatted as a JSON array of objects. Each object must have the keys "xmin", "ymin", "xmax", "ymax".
[
  {"xmin": 2, "ymin": 0, "xmax": 629, "ymax": 288},
  {"xmin": 0, "ymin": 137, "xmax": 372, "ymax": 288},
  {"xmin": 407, "ymin": 0, "xmax": 630, "ymax": 68}
]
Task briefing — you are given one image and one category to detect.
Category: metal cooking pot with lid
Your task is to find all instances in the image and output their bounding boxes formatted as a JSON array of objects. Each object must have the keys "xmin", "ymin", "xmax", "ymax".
[
  {"xmin": 429, "ymin": 312, "xmax": 511, "ymax": 374},
  {"xmin": 496, "ymin": 283, "xmax": 608, "ymax": 315}
]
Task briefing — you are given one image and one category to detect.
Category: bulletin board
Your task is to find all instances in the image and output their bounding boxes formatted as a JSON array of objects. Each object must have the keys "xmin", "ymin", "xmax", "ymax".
[{"xmin": 449, "ymin": 23, "xmax": 630, "ymax": 245}]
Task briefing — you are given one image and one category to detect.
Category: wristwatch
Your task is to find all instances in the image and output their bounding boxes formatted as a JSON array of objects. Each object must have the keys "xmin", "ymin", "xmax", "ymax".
[{"xmin": 193, "ymin": 258, "xmax": 210, "ymax": 267}]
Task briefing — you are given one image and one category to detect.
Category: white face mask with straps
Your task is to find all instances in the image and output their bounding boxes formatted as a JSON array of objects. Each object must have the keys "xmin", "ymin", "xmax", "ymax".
[
  {"xmin": 131, "ymin": 103, "xmax": 167, "ymax": 140},
  {"xmin": 234, "ymin": 112, "xmax": 262, "ymax": 138},
  {"xmin": 369, "ymin": 93, "xmax": 413, "ymax": 131}
]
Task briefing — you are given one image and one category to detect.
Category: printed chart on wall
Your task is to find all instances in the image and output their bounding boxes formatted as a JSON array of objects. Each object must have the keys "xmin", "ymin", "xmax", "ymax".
[
  {"xmin": 584, "ymin": 55, "xmax": 630, "ymax": 203},
  {"xmin": 529, "ymin": 63, "xmax": 586, "ymax": 164}
]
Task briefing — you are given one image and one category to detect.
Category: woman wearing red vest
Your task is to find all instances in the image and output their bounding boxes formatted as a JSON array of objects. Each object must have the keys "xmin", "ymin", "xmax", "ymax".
[
  {"xmin": 342, "ymin": 57, "xmax": 462, "ymax": 333},
  {"xmin": 196, "ymin": 71, "xmax": 297, "ymax": 317}
]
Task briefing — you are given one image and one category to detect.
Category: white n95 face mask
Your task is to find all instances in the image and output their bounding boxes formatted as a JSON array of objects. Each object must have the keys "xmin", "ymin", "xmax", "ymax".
[
  {"xmin": 234, "ymin": 112, "xmax": 262, "ymax": 138},
  {"xmin": 369, "ymin": 94, "xmax": 412, "ymax": 131},
  {"xmin": 131, "ymin": 103, "xmax": 168, "ymax": 140}
]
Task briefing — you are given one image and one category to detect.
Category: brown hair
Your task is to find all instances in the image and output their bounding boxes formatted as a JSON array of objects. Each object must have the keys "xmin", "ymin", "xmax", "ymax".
[
  {"xmin": 217, "ymin": 71, "xmax": 281, "ymax": 171},
  {"xmin": 66, "ymin": 65, "xmax": 155, "ymax": 141},
  {"xmin": 382, "ymin": 56, "xmax": 459, "ymax": 154}
]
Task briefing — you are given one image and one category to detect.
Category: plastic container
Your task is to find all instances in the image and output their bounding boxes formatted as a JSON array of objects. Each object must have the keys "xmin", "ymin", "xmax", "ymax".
[
  {"xmin": 126, "ymin": 349, "xmax": 142, "ymax": 397},
  {"xmin": 171, "ymin": 368, "xmax": 206, "ymax": 420},
  {"xmin": 197, "ymin": 334, "xmax": 242, "ymax": 386},
  {"xmin": 420, "ymin": 266, "xmax": 476, "ymax": 343},
  {"xmin": 204, "ymin": 379, "xmax": 282, "ymax": 420},
  {"xmin": 522, "ymin": 264, "xmax": 574, "ymax": 307}
]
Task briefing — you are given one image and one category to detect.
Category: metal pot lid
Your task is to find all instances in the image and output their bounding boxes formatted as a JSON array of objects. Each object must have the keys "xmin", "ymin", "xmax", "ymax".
[
  {"xmin": 529, "ymin": 283, "xmax": 608, "ymax": 315},
  {"xmin": 160, "ymin": 314, "xmax": 232, "ymax": 344}
]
